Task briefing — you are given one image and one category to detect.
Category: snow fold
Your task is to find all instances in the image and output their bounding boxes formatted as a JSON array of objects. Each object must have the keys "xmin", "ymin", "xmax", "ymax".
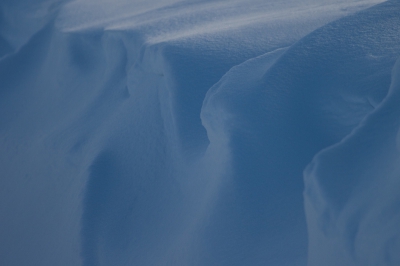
[
  {"xmin": 304, "ymin": 57, "xmax": 400, "ymax": 266},
  {"xmin": 1, "ymin": 0, "xmax": 399, "ymax": 266},
  {"xmin": 302, "ymin": 2, "xmax": 400, "ymax": 265}
]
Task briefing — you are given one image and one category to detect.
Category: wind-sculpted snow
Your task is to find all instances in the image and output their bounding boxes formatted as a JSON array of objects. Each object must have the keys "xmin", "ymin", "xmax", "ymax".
[
  {"xmin": 0, "ymin": 0, "xmax": 398, "ymax": 265},
  {"xmin": 0, "ymin": 0, "xmax": 68, "ymax": 57},
  {"xmin": 201, "ymin": 2, "xmax": 400, "ymax": 265},
  {"xmin": 304, "ymin": 58, "xmax": 400, "ymax": 266},
  {"xmin": 300, "ymin": 2, "xmax": 400, "ymax": 265}
]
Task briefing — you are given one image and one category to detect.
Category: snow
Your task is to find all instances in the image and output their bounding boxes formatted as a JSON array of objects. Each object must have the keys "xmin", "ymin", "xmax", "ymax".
[
  {"xmin": 0, "ymin": 0, "xmax": 399, "ymax": 265},
  {"xmin": 304, "ymin": 55, "xmax": 400, "ymax": 266}
]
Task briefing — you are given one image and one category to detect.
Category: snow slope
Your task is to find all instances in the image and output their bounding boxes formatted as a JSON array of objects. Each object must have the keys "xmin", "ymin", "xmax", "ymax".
[{"xmin": 1, "ymin": 0, "xmax": 398, "ymax": 265}]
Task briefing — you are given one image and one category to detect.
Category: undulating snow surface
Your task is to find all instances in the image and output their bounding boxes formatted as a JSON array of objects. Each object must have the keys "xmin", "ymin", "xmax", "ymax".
[{"xmin": 0, "ymin": 0, "xmax": 399, "ymax": 265}]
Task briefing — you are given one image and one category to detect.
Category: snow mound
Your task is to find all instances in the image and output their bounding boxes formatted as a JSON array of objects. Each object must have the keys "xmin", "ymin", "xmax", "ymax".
[
  {"xmin": 304, "ymin": 58, "xmax": 400, "ymax": 266},
  {"xmin": 302, "ymin": 2, "xmax": 400, "ymax": 265},
  {"xmin": 0, "ymin": 0, "xmax": 398, "ymax": 266}
]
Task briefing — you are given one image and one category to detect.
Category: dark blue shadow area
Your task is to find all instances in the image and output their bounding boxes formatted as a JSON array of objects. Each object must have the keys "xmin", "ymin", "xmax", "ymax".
[
  {"xmin": 0, "ymin": 35, "xmax": 13, "ymax": 58},
  {"xmin": 162, "ymin": 42, "xmax": 274, "ymax": 157},
  {"xmin": 0, "ymin": 20, "xmax": 55, "ymax": 132},
  {"xmin": 0, "ymin": 20, "xmax": 54, "ymax": 97},
  {"xmin": 67, "ymin": 32, "xmax": 104, "ymax": 73},
  {"xmin": 81, "ymin": 150, "xmax": 141, "ymax": 266},
  {"xmin": 81, "ymin": 151, "xmax": 120, "ymax": 266},
  {"xmin": 81, "ymin": 140, "xmax": 184, "ymax": 265}
]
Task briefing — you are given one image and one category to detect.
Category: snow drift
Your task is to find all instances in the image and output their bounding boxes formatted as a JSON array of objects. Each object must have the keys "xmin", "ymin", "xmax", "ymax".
[{"xmin": 0, "ymin": 0, "xmax": 399, "ymax": 265}]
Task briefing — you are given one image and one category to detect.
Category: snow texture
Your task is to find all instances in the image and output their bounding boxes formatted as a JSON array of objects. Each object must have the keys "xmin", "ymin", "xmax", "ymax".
[{"xmin": 0, "ymin": 0, "xmax": 399, "ymax": 265}]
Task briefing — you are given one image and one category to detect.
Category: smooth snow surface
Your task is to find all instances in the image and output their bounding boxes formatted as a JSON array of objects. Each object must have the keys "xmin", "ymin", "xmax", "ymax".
[{"xmin": 1, "ymin": 0, "xmax": 399, "ymax": 265}]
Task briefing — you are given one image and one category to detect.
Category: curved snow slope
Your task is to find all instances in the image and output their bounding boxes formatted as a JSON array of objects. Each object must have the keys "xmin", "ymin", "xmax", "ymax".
[
  {"xmin": 304, "ymin": 59, "xmax": 400, "ymax": 266},
  {"xmin": 303, "ymin": 8, "xmax": 400, "ymax": 266},
  {"xmin": 0, "ymin": 0, "xmax": 397, "ymax": 266},
  {"xmin": 204, "ymin": 2, "xmax": 400, "ymax": 265}
]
